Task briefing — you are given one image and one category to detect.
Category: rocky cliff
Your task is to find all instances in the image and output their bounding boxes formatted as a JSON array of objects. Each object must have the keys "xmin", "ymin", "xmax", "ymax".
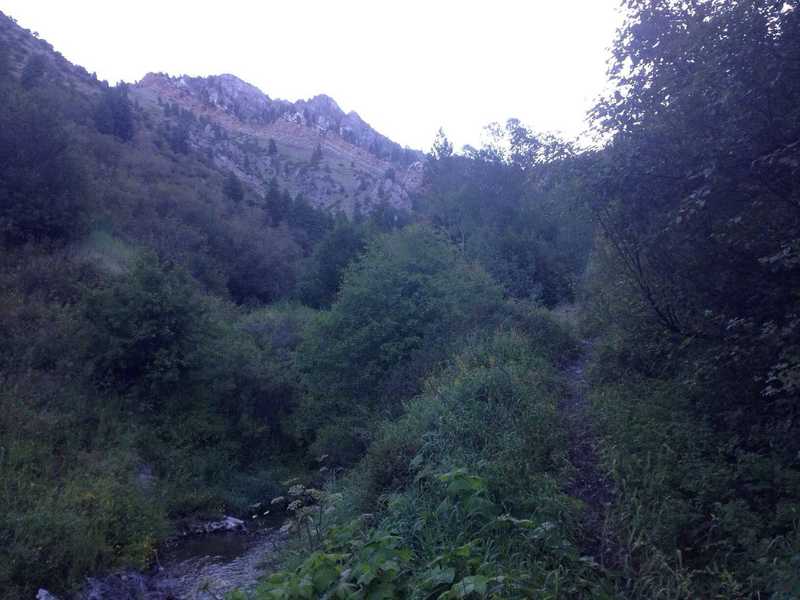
[{"xmin": 132, "ymin": 73, "xmax": 424, "ymax": 213}]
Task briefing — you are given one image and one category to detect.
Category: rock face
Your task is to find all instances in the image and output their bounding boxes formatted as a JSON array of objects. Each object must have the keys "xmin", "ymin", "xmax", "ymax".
[{"xmin": 133, "ymin": 73, "xmax": 424, "ymax": 214}]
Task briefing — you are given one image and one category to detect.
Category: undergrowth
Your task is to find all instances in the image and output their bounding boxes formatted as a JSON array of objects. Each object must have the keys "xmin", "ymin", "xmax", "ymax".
[
  {"xmin": 588, "ymin": 357, "xmax": 800, "ymax": 598},
  {"xmin": 247, "ymin": 322, "xmax": 618, "ymax": 598}
]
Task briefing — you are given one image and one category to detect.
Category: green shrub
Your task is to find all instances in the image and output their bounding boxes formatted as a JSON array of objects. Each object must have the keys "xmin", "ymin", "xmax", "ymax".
[
  {"xmin": 294, "ymin": 225, "xmax": 503, "ymax": 462},
  {"xmin": 590, "ymin": 374, "xmax": 800, "ymax": 598},
  {"xmin": 0, "ymin": 85, "xmax": 88, "ymax": 246},
  {"xmin": 494, "ymin": 300, "xmax": 579, "ymax": 365},
  {"xmin": 84, "ymin": 253, "xmax": 210, "ymax": 407},
  {"xmin": 256, "ymin": 324, "xmax": 611, "ymax": 599},
  {"xmin": 257, "ymin": 470, "xmax": 600, "ymax": 599},
  {"xmin": 0, "ymin": 378, "xmax": 168, "ymax": 599},
  {"xmin": 350, "ymin": 330, "xmax": 571, "ymax": 513}
]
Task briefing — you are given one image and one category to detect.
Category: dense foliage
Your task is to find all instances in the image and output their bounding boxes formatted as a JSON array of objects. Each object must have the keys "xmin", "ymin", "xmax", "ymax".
[
  {"xmin": 586, "ymin": 0, "xmax": 800, "ymax": 450},
  {"xmin": 419, "ymin": 124, "xmax": 592, "ymax": 306},
  {"xmin": 253, "ymin": 329, "xmax": 607, "ymax": 599},
  {"xmin": 0, "ymin": 75, "xmax": 88, "ymax": 246},
  {"xmin": 294, "ymin": 226, "xmax": 503, "ymax": 464},
  {"xmin": 1, "ymin": 1, "xmax": 799, "ymax": 598}
]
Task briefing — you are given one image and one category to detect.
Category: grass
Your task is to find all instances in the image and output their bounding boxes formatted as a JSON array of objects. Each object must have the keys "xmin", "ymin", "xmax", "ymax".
[
  {"xmin": 250, "ymin": 321, "xmax": 623, "ymax": 598},
  {"xmin": 75, "ymin": 229, "xmax": 138, "ymax": 274},
  {"xmin": 0, "ymin": 376, "xmax": 169, "ymax": 599},
  {"xmin": 250, "ymin": 307, "xmax": 800, "ymax": 599},
  {"xmin": 589, "ymin": 373, "xmax": 800, "ymax": 598}
]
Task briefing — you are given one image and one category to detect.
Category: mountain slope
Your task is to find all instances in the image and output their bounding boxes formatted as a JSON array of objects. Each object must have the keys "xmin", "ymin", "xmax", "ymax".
[
  {"xmin": 132, "ymin": 73, "xmax": 423, "ymax": 214},
  {"xmin": 0, "ymin": 10, "xmax": 423, "ymax": 216}
]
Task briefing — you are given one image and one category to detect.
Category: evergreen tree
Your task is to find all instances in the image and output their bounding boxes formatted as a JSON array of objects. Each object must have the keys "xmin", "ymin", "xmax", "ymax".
[
  {"xmin": 298, "ymin": 218, "xmax": 369, "ymax": 308},
  {"xmin": 0, "ymin": 40, "xmax": 8, "ymax": 79},
  {"xmin": 20, "ymin": 54, "xmax": 46, "ymax": 89},
  {"xmin": 311, "ymin": 142, "xmax": 323, "ymax": 165},
  {"xmin": 430, "ymin": 127, "xmax": 453, "ymax": 160},
  {"xmin": 287, "ymin": 193, "xmax": 332, "ymax": 249},
  {"xmin": 223, "ymin": 171, "xmax": 244, "ymax": 203},
  {"xmin": 95, "ymin": 83, "xmax": 134, "ymax": 142},
  {"xmin": 264, "ymin": 179, "xmax": 291, "ymax": 224}
]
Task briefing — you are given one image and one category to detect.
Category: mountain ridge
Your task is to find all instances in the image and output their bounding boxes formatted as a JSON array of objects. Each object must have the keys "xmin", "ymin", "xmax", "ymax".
[
  {"xmin": 0, "ymin": 10, "xmax": 424, "ymax": 214},
  {"xmin": 132, "ymin": 71, "xmax": 424, "ymax": 213},
  {"xmin": 137, "ymin": 71, "xmax": 422, "ymax": 163}
]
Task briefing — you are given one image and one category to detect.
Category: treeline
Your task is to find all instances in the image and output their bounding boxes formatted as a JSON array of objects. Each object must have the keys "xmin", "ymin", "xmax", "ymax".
[{"xmin": 419, "ymin": 123, "xmax": 591, "ymax": 306}]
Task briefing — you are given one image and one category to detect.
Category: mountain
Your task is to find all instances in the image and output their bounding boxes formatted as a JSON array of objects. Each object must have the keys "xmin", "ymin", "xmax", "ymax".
[
  {"xmin": 0, "ymin": 11, "xmax": 424, "ymax": 216},
  {"xmin": 132, "ymin": 73, "xmax": 424, "ymax": 214}
]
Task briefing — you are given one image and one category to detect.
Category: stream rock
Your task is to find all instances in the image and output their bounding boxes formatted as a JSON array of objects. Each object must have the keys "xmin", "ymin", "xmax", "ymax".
[
  {"xmin": 186, "ymin": 515, "xmax": 247, "ymax": 535},
  {"xmin": 76, "ymin": 528, "xmax": 282, "ymax": 599}
]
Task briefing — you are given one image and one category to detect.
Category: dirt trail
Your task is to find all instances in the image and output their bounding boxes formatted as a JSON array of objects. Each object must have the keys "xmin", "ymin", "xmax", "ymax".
[{"xmin": 560, "ymin": 341, "xmax": 616, "ymax": 566}]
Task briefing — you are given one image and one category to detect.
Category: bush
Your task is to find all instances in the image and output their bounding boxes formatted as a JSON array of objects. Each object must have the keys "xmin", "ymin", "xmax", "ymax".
[
  {"xmin": 0, "ymin": 376, "xmax": 168, "ymax": 599},
  {"xmin": 350, "ymin": 330, "xmax": 571, "ymax": 514},
  {"xmin": 590, "ymin": 373, "xmax": 800, "ymax": 598},
  {"xmin": 257, "ymin": 467, "xmax": 595, "ymax": 599},
  {"xmin": 0, "ymin": 85, "xmax": 88, "ymax": 246},
  {"xmin": 255, "ymin": 326, "xmax": 603, "ymax": 598},
  {"xmin": 294, "ymin": 225, "xmax": 503, "ymax": 460},
  {"xmin": 495, "ymin": 300, "xmax": 579, "ymax": 365},
  {"xmin": 84, "ymin": 253, "xmax": 210, "ymax": 407}
]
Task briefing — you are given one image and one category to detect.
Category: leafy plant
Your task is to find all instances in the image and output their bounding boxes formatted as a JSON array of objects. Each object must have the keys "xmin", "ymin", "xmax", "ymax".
[
  {"xmin": 294, "ymin": 225, "xmax": 503, "ymax": 464},
  {"xmin": 271, "ymin": 473, "xmax": 344, "ymax": 553}
]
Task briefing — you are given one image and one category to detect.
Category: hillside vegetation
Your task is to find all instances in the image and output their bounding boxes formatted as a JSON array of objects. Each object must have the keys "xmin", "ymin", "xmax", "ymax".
[{"xmin": 1, "ymin": 1, "xmax": 799, "ymax": 599}]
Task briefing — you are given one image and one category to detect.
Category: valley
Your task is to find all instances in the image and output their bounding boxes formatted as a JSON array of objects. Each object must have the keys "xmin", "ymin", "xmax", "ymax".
[{"xmin": 1, "ymin": 3, "xmax": 799, "ymax": 599}]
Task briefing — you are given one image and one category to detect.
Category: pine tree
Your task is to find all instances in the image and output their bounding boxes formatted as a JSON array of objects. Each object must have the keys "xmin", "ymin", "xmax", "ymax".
[
  {"xmin": 20, "ymin": 54, "xmax": 46, "ymax": 89},
  {"xmin": 95, "ymin": 83, "xmax": 134, "ymax": 142},
  {"xmin": 311, "ymin": 143, "xmax": 323, "ymax": 165},
  {"xmin": 223, "ymin": 171, "xmax": 244, "ymax": 203}
]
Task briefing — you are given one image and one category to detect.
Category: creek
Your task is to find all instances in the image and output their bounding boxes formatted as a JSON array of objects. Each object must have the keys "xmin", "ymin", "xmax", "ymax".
[{"xmin": 73, "ymin": 525, "xmax": 282, "ymax": 600}]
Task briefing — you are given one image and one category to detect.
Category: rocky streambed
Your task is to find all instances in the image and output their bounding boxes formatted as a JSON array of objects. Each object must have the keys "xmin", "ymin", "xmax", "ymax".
[{"xmin": 39, "ymin": 519, "xmax": 283, "ymax": 600}]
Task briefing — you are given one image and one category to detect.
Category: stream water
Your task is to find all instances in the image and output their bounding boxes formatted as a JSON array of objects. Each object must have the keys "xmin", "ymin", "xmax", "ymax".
[{"xmin": 75, "ymin": 527, "xmax": 283, "ymax": 600}]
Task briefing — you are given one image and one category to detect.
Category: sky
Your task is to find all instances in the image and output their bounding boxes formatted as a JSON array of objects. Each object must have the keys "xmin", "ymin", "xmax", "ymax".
[{"xmin": 1, "ymin": 1, "xmax": 624, "ymax": 152}]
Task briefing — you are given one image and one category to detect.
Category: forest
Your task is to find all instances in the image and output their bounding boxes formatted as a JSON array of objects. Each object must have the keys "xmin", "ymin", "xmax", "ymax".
[{"xmin": 1, "ymin": 1, "xmax": 799, "ymax": 598}]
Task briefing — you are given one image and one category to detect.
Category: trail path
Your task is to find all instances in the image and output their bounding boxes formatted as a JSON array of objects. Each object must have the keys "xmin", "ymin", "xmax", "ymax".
[{"xmin": 559, "ymin": 341, "xmax": 616, "ymax": 566}]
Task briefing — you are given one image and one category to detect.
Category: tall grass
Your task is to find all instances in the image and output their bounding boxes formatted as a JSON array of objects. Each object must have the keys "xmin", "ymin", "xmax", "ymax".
[
  {"xmin": 253, "ymin": 319, "xmax": 619, "ymax": 598},
  {"xmin": 589, "ymin": 375, "xmax": 800, "ymax": 598}
]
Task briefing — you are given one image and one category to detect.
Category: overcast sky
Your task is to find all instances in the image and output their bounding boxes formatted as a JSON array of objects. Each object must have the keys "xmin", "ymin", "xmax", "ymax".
[{"xmin": 2, "ymin": 1, "xmax": 623, "ymax": 151}]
